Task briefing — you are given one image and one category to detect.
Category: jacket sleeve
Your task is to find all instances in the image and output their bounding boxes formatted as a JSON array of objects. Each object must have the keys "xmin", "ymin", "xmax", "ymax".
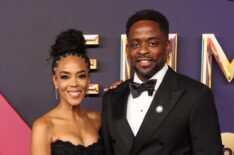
[
  {"xmin": 189, "ymin": 86, "xmax": 222, "ymax": 155},
  {"xmin": 101, "ymin": 92, "xmax": 114, "ymax": 155}
]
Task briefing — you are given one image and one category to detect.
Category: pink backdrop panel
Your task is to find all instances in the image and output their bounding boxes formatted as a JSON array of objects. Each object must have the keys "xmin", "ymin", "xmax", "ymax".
[{"xmin": 0, "ymin": 94, "xmax": 31, "ymax": 155}]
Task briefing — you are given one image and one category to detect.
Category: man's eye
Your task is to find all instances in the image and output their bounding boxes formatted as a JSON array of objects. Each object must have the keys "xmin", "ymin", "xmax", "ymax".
[
  {"xmin": 131, "ymin": 42, "xmax": 140, "ymax": 48},
  {"xmin": 60, "ymin": 75, "xmax": 69, "ymax": 80},
  {"xmin": 148, "ymin": 41, "xmax": 158, "ymax": 46}
]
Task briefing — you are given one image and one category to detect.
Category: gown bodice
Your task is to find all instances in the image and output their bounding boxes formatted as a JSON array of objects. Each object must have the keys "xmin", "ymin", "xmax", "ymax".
[{"xmin": 51, "ymin": 138, "xmax": 103, "ymax": 155}]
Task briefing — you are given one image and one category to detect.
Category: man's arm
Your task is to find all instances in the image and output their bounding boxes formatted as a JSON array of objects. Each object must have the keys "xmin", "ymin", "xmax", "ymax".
[
  {"xmin": 101, "ymin": 92, "xmax": 114, "ymax": 155},
  {"xmin": 190, "ymin": 86, "xmax": 222, "ymax": 155}
]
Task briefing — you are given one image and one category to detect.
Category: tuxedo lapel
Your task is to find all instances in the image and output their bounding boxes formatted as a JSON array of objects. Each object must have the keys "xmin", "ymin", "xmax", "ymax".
[
  {"xmin": 130, "ymin": 68, "xmax": 185, "ymax": 155},
  {"xmin": 111, "ymin": 80, "xmax": 134, "ymax": 150}
]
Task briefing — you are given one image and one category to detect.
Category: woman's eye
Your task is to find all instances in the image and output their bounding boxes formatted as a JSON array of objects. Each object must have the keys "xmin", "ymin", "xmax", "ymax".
[
  {"xmin": 60, "ymin": 75, "xmax": 69, "ymax": 80},
  {"xmin": 78, "ymin": 74, "xmax": 87, "ymax": 79}
]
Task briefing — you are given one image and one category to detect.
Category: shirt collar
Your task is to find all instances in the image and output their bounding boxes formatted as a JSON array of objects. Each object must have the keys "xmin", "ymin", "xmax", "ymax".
[{"xmin": 133, "ymin": 64, "xmax": 168, "ymax": 90}]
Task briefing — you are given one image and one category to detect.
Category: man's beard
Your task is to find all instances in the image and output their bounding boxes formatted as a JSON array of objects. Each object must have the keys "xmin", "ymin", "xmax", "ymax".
[{"xmin": 134, "ymin": 61, "xmax": 165, "ymax": 80}]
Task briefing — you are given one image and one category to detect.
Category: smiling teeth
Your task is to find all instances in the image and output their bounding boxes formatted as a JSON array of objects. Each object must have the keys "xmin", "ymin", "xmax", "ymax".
[
  {"xmin": 69, "ymin": 92, "xmax": 80, "ymax": 98},
  {"xmin": 140, "ymin": 60, "xmax": 150, "ymax": 64},
  {"xmin": 137, "ymin": 58, "xmax": 151, "ymax": 61}
]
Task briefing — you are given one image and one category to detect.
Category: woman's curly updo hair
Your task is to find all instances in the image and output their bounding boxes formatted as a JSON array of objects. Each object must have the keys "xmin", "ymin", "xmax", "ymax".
[{"xmin": 49, "ymin": 29, "xmax": 90, "ymax": 75}]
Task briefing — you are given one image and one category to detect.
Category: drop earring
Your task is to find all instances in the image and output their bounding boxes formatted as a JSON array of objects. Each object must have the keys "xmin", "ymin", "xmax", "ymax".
[{"xmin": 55, "ymin": 88, "xmax": 58, "ymax": 100}]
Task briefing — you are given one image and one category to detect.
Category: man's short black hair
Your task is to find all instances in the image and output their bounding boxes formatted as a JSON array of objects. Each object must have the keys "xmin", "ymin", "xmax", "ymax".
[{"xmin": 126, "ymin": 9, "xmax": 169, "ymax": 37}]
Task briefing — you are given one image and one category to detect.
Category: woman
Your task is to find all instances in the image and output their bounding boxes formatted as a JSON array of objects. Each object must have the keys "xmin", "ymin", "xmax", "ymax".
[{"xmin": 31, "ymin": 29, "xmax": 103, "ymax": 155}]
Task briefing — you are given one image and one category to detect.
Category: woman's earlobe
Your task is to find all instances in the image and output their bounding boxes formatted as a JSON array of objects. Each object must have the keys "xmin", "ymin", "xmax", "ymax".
[{"xmin": 52, "ymin": 75, "xmax": 58, "ymax": 88}]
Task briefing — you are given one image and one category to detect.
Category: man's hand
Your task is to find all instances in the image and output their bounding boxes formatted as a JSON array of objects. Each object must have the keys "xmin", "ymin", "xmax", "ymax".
[{"xmin": 104, "ymin": 80, "xmax": 123, "ymax": 92}]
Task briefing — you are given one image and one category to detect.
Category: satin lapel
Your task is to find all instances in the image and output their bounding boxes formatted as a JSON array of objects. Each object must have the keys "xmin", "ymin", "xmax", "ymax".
[
  {"xmin": 130, "ymin": 68, "xmax": 185, "ymax": 155},
  {"xmin": 111, "ymin": 80, "xmax": 134, "ymax": 150}
]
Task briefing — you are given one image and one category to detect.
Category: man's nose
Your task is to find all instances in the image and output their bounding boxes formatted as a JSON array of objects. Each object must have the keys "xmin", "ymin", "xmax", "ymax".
[{"xmin": 138, "ymin": 43, "xmax": 149, "ymax": 54}]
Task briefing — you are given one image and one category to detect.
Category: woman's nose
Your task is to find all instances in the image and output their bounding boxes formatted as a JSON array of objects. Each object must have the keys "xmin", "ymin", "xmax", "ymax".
[{"xmin": 70, "ymin": 77, "xmax": 78, "ymax": 87}]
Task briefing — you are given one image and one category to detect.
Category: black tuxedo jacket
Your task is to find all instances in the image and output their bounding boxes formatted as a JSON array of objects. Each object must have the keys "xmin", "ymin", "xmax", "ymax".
[{"xmin": 102, "ymin": 67, "xmax": 222, "ymax": 155}]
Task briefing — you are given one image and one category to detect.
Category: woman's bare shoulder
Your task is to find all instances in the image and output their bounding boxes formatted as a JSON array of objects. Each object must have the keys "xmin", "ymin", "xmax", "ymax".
[
  {"xmin": 32, "ymin": 114, "xmax": 53, "ymax": 134},
  {"xmin": 87, "ymin": 110, "xmax": 101, "ymax": 120},
  {"xmin": 31, "ymin": 112, "xmax": 55, "ymax": 155},
  {"xmin": 86, "ymin": 110, "xmax": 101, "ymax": 127},
  {"xmin": 32, "ymin": 107, "xmax": 60, "ymax": 133}
]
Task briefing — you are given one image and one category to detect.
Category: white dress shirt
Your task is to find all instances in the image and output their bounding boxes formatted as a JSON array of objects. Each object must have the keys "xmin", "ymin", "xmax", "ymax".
[{"xmin": 126, "ymin": 64, "xmax": 168, "ymax": 136}]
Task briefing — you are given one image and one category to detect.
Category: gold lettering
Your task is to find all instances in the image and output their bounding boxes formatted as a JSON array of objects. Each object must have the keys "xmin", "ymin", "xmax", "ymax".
[
  {"xmin": 201, "ymin": 34, "xmax": 234, "ymax": 87},
  {"xmin": 84, "ymin": 34, "xmax": 100, "ymax": 95}
]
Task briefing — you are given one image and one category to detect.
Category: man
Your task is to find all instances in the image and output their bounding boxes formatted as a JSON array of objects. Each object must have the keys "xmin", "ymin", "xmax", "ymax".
[{"xmin": 102, "ymin": 9, "xmax": 222, "ymax": 155}]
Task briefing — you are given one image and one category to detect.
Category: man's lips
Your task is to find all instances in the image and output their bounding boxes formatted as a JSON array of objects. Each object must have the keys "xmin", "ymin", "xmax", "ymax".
[{"xmin": 136, "ymin": 58, "xmax": 153, "ymax": 67}]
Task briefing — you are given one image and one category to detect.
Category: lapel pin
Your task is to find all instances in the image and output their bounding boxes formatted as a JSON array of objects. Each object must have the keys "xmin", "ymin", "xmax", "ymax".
[{"xmin": 156, "ymin": 105, "xmax": 163, "ymax": 113}]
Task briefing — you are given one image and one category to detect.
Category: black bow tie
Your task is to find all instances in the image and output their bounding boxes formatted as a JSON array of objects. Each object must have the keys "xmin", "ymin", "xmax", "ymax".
[{"xmin": 129, "ymin": 79, "xmax": 157, "ymax": 98}]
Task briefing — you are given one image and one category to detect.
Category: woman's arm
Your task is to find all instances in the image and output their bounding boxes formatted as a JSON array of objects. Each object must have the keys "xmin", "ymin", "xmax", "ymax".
[{"xmin": 31, "ymin": 118, "xmax": 52, "ymax": 155}]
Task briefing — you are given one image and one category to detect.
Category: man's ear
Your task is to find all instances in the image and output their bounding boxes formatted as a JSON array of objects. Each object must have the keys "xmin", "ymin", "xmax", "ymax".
[
  {"xmin": 126, "ymin": 43, "xmax": 131, "ymax": 64},
  {"xmin": 165, "ymin": 40, "xmax": 171, "ymax": 56}
]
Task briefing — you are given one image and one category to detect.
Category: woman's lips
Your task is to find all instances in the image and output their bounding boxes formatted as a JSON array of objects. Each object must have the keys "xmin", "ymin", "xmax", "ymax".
[{"xmin": 68, "ymin": 91, "xmax": 82, "ymax": 98}]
